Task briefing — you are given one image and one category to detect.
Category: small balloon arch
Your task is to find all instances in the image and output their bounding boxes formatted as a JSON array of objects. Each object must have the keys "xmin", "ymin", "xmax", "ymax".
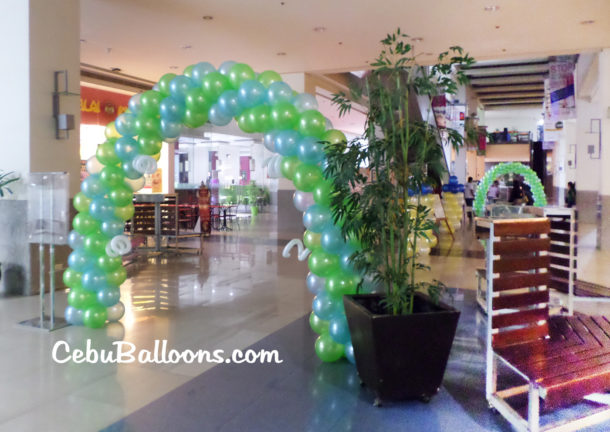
[
  {"xmin": 65, "ymin": 60, "xmax": 359, "ymax": 362},
  {"xmin": 473, "ymin": 162, "xmax": 547, "ymax": 216}
]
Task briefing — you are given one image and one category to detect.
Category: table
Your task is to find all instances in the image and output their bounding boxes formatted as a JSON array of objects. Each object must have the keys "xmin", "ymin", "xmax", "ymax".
[{"xmin": 210, "ymin": 205, "xmax": 236, "ymax": 231}]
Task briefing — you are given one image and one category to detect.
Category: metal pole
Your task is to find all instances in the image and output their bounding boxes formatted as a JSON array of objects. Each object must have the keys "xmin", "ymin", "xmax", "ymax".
[
  {"xmin": 49, "ymin": 176, "xmax": 55, "ymax": 329},
  {"xmin": 39, "ymin": 182, "xmax": 45, "ymax": 328}
]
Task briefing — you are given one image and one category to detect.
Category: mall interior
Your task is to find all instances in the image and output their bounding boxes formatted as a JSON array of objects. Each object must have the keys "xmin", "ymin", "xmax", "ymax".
[{"xmin": 1, "ymin": 1, "xmax": 610, "ymax": 431}]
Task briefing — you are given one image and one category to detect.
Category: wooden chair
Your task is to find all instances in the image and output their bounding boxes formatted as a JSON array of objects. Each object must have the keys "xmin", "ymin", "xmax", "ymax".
[{"xmin": 482, "ymin": 218, "xmax": 610, "ymax": 432}]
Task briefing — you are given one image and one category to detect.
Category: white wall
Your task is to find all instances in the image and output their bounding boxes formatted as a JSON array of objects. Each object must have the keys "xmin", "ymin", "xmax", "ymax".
[{"xmin": 483, "ymin": 107, "xmax": 542, "ymax": 136}]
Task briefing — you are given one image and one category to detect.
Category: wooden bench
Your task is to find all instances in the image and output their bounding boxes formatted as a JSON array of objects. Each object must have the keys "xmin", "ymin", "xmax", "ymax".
[{"xmin": 481, "ymin": 217, "xmax": 610, "ymax": 432}]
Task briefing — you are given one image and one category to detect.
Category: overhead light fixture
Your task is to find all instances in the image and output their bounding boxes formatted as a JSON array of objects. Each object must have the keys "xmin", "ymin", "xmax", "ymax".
[
  {"xmin": 338, "ymin": 41, "xmax": 343, "ymax": 45},
  {"xmin": 202, "ymin": 15, "xmax": 214, "ymax": 20},
  {"xmin": 169, "ymin": 66, "xmax": 179, "ymax": 70},
  {"xmin": 580, "ymin": 20, "xmax": 595, "ymax": 25},
  {"xmin": 276, "ymin": 52, "xmax": 287, "ymax": 56},
  {"xmin": 80, "ymin": 39, "xmax": 86, "ymax": 43},
  {"xmin": 181, "ymin": 44, "xmax": 192, "ymax": 50},
  {"xmin": 110, "ymin": 67, "xmax": 122, "ymax": 73},
  {"xmin": 484, "ymin": 5, "xmax": 500, "ymax": 12},
  {"xmin": 313, "ymin": 26, "xmax": 326, "ymax": 32}
]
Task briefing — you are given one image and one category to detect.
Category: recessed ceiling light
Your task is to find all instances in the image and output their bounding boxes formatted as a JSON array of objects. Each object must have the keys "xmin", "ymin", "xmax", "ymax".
[
  {"xmin": 484, "ymin": 5, "xmax": 500, "ymax": 12},
  {"xmin": 495, "ymin": 25, "xmax": 501, "ymax": 29},
  {"xmin": 580, "ymin": 20, "xmax": 595, "ymax": 25},
  {"xmin": 169, "ymin": 66, "xmax": 179, "ymax": 70},
  {"xmin": 181, "ymin": 44, "xmax": 192, "ymax": 50},
  {"xmin": 106, "ymin": 47, "xmax": 112, "ymax": 54},
  {"xmin": 202, "ymin": 15, "xmax": 213, "ymax": 20},
  {"xmin": 280, "ymin": 1, "xmax": 285, "ymax": 4},
  {"xmin": 338, "ymin": 41, "xmax": 343, "ymax": 45},
  {"xmin": 412, "ymin": 37, "xmax": 424, "ymax": 42},
  {"xmin": 502, "ymin": 48, "xmax": 507, "ymax": 52},
  {"xmin": 80, "ymin": 39, "xmax": 86, "ymax": 43},
  {"xmin": 313, "ymin": 26, "xmax": 326, "ymax": 32},
  {"xmin": 276, "ymin": 52, "xmax": 286, "ymax": 56}
]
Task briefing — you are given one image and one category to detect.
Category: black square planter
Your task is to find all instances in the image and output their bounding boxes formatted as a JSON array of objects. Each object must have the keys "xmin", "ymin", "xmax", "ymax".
[{"xmin": 343, "ymin": 293, "xmax": 460, "ymax": 403}]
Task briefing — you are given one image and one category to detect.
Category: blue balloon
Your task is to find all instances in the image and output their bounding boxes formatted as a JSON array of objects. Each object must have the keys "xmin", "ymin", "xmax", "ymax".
[
  {"xmin": 237, "ymin": 80, "xmax": 266, "ymax": 109},
  {"xmin": 442, "ymin": 184, "xmax": 450, "ymax": 192},
  {"xmin": 312, "ymin": 291, "xmax": 341, "ymax": 320},
  {"xmin": 267, "ymin": 81, "xmax": 293, "ymax": 105},
  {"xmin": 68, "ymin": 230, "xmax": 84, "ymax": 250},
  {"xmin": 263, "ymin": 131, "xmax": 277, "ymax": 152},
  {"xmin": 306, "ymin": 272, "xmax": 326, "ymax": 295},
  {"xmin": 293, "ymin": 93, "xmax": 318, "ymax": 112},
  {"xmin": 122, "ymin": 162, "xmax": 142, "ymax": 180},
  {"xmin": 450, "ymin": 184, "xmax": 459, "ymax": 193},
  {"xmin": 208, "ymin": 104, "xmax": 232, "ymax": 126},
  {"xmin": 65, "ymin": 306, "xmax": 83, "ymax": 326},
  {"xmin": 190, "ymin": 61, "xmax": 216, "ymax": 85},
  {"xmin": 407, "ymin": 188, "xmax": 415, "ymax": 197},
  {"xmin": 115, "ymin": 137, "xmax": 138, "ymax": 162},
  {"xmin": 115, "ymin": 113, "xmax": 137, "ymax": 137},
  {"xmin": 89, "ymin": 197, "xmax": 116, "ymax": 220},
  {"xmin": 82, "ymin": 268, "xmax": 107, "ymax": 292},
  {"xmin": 97, "ymin": 286, "xmax": 121, "ymax": 307},
  {"xmin": 339, "ymin": 249, "xmax": 356, "ymax": 273},
  {"xmin": 274, "ymin": 130, "xmax": 300, "ymax": 156},
  {"xmin": 344, "ymin": 341, "xmax": 356, "ymax": 364},
  {"xmin": 81, "ymin": 174, "xmax": 106, "ymax": 199},
  {"xmin": 128, "ymin": 94, "xmax": 141, "ymax": 115},
  {"xmin": 321, "ymin": 225, "xmax": 345, "ymax": 254},
  {"xmin": 422, "ymin": 184, "xmax": 433, "ymax": 194},
  {"xmin": 458, "ymin": 184, "xmax": 465, "ymax": 193},
  {"xmin": 217, "ymin": 90, "xmax": 242, "ymax": 118},
  {"xmin": 303, "ymin": 205, "xmax": 331, "ymax": 233},
  {"xmin": 160, "ymin": 96, "xmax": 185, "ymax": 122},
  {"xmin": 297, "ymin": 136, "xmax": 326, "ymax": 164},
  {"xmin": 101, "ymin": 218, "xmax": 125, "ymax": 238},
  {"xmin": 218, "ymin": 60, "xmax": 236, "ymax": 76},
  {"xmin": 169, "ymin": 75, "xmax": 194, "ymax": 101},
  {"xmin": 160, "ymin": 119, "xmax": 182, "ymax": 139},
  {"xmin": 68, "ymin": 249, "xmax": 91, "ymax": 272},
  {"xmin": 329, "ymin": 315, "xmax": 351, "ymax": 345},
  {"xmin": 449, "ymin": 175, "xmax": 458, "ymax": 185}
]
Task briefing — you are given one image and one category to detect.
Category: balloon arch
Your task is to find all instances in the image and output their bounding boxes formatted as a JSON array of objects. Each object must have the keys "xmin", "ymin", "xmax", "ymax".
[
  {"xmin": 65, "ymin": 61, "xmax": 362, "ymax": 362},
  {"xmin": 473, "ymin": 162, "xmax": 547, "ymax": 216}
]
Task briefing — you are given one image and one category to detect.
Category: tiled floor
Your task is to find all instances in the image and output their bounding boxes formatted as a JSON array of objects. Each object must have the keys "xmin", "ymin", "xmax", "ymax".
[{"xmin": 0, "ymin": 212, "xmax": 609, "ymax": 431}]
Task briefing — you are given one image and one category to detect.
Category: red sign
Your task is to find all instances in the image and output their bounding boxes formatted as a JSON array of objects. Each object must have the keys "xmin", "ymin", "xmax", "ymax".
[{"xmin": 80, "ymin": 86, "xmax": 131, "ymax": 126}]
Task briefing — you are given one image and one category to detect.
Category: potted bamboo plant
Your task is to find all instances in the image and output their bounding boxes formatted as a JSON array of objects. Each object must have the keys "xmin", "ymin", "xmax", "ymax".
[{"xmin": 324, "ymin": 29, "xmax": 473, "ymax": 405}]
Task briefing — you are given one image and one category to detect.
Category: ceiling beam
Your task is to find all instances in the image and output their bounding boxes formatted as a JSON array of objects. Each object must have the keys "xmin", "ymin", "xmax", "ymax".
[
  {"xmin": 474, "ymin": 84, "xmax": 545, "ymax": 93},
  {"xmin": 479, "ymin": 92, "xmax": 544, "ymax": 100},
  {"xmin": 483, "ymin": 99, "xmax": 543, "ymax": 105},
  {"xmin": 470, "ymin": 75, "xmax": 545, "ymax": 86},
  {"xmin": 465, "ymin": 64, "xmax": 548, "ymax": 77}
]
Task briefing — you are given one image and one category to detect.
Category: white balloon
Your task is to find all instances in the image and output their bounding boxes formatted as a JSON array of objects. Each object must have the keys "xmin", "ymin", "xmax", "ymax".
[
  {"xmin": 132, "ymin": 155, "xmax": 157, "ymax": 175},
  {"xmin": 107, "ymin": 301, "xmax": 125, "ymax": 322},
  {"xmin": 267, "ymin": 155, "xmax": 283, "ymax": 178},
  {"xmin": 109, "ymin": 235, "xmax": 132, "ymax": 256},
  {"xmin": 293, "ymin": 93, "xmax": 318, "ymax": 112},
  {"xmin": 273, "ymin": 156, "xmax": 283, "ymax": 178},
  {"xmin": 86, "ymin": 156, "xmax": 104, "ymax": 175},
  {"xmin": 293, "ymin": 191, "xmax": 315, "ymax": 212},
  {"xmin": 125, "ymin": 176, "xmax": 146, "ymax": 192},
  {"xmin": 325, "ymin": 117, "xmax": 334, "ymax": 130}
]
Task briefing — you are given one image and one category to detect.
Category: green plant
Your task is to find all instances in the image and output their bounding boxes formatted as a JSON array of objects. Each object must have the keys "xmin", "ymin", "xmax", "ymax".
[
  {"xmin": 0, "ymin": 171, "xmax": 20, "ymax": 197},
  {"xmin": 324, "ymin": 29, "xmax": 473, "ymax": 315}
]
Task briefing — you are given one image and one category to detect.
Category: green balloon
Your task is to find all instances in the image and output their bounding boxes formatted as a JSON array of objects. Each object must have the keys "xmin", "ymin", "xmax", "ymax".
[
  {"xmin": 84, "ymin": 233, "xmax": 108, "ymax": 256},
  {"xmin": 83, "ymin": 304, "xmax": 108, "ymax": 328},
  {"xmin": 183, "ymin": 64, "xmax": 194, "ymax": 78},
  {"xmin": 326, "ymin": 271, "xmax": 359, "ymax": 298},
  {"xmin": 68, "ymin": 288, "xmax": 96, "ymax": 309},
  {"xmin": 100, "ymin": 166, "xmax": 125, "ymax": 189},
  {"xmin": 313, "ymin": 180, "xmax": 333, "ymax": 207},
  {"xmin": 257, "ymin": 70, "xmax": 282, "ymax": 87},
  {"xmin": 106, "ymin": 266, "xmax": 127, "ymax": 286},
  {"xmin": 73, "ymin": 192, "xmax": 92, "ymax": 213},
  {"xmin": 158, "ymin": 73, "xmax": 177, "ymax": 96},
  {"xmin": 228, "ymin": 63, "xmax": 256, "ymax": 89},
  {"xmin": 303, "ymin": 230, "xmax": 322, "ymax": 250},
  {"xmin": 294, "ymin": 164, "xmax": 323, "ymax": 193},
  {"xmin": 97, "ymin": 254, "xmax": 122, "ymax": 272},
  {"xmin": 236, "ymin": 109, "xmax": 257, "ymax": 133},
  {"xmin": 185, "ymin": 88, "xmax": 210, "ymax": 112},
  {"xmin": 270, "ymin": 102, "xmax": 298, "ymax": 130},
  {"xmin": 108, "ymin": 185, "xmax": 133, "ymax": 207},
  {"xmin": 96, "ymin": 140, "xmax": 121, "ymax": 166},
  {"xmin": 139, "ymin": 90, "xmax": 163, "ymax": 117},
  {"xmin": 308, "ymin": 249, "xmax": 340, "ymax": 277},
  {"xmin": 184, "ymin": 109, "xmax": 208, "ymax": 129},
  {"xmin": 137, "ymin": 134, "xmax": 163, "ymax": 155},
  {"xmin": 72, "ymin": 213, "xmax": 100, "ymax": 235},
  {"xmin": 201, "ymin": 71, "xmax": 230, "ymax": 102},
  {"xmin": 114, "ymin": 203, "xmax": 135, "ymax": 221},
  {"xmin": 135, "ymin": 115, "xmax": 161, "ymax": 137},
  {"xmin": 315, "ymin": 333, "xmax": 344, "ymax": 362},
  {"xmin": 323, "ymin": 129, "xmax": 347, "ymax": 146},
  {"xmin": 250, "ymin": 105, "xmax": 271, "ymax": 133},
  {"xmin": 280, "ymin": 156, "xmax": 301, "ymax": 181},
  {"xmin": 309, "ymin": 312, "xmax": 330, "ymax": 335},
  {"xmin": 298, "ymin": 109, "xmax": 326, "ymax": 138},
  {"xmin": 63, "ymin": 268, "xmax": 83, "ymax": 289}
]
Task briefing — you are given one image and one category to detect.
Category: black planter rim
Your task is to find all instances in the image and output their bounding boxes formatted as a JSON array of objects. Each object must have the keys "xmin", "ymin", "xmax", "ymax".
[{"xmin": 343, "ymin": 292, "xmax": 459, "ymax": 318}]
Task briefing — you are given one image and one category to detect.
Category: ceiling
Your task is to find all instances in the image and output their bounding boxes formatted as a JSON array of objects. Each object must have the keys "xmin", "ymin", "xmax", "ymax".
[{"xmin": 80, "ymin": 0, "xmax": 610, "ymax": 83}]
